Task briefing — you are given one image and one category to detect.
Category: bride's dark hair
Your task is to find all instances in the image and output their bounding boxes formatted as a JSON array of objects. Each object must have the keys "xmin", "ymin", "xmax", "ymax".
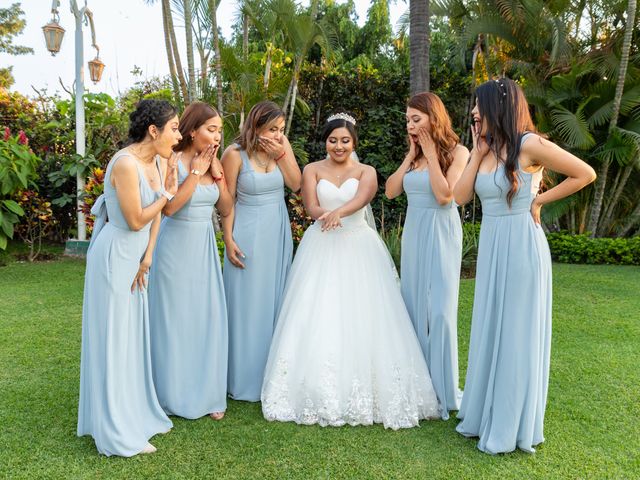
[{"xmin": 321, "ymin": 117, "xmax": 358, "ymax": 147}]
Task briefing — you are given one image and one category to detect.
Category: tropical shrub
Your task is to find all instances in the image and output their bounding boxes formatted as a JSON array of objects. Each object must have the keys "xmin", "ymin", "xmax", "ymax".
[
  {"xmin": 14, "ymin": 190, "xmax": 56, "ymax": 261},
  {"xmin": 546, "ymin": 232, "xmax": 640, "ymax": 265},
  {"xmin": 0, "ymin": 128, "xmax": 40, "ymax": 249}
]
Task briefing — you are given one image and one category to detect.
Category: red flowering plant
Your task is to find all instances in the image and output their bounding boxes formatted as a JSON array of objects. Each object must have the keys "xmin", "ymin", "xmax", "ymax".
[
  {"xmin": 80, "ymin": 167, "xmax": 105, "ymax": 236},
  {"xmin": 0, "ymin": 128, "xmax": 41, "ymax": 250}
]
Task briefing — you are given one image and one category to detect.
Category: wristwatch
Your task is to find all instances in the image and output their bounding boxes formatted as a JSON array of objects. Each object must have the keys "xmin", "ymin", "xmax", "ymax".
[{"xmin": 190, "ymin": 169, "xmax": 202, "ymax": 176}]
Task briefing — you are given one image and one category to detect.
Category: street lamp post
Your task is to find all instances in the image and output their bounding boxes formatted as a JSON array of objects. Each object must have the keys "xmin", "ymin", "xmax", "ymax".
[{"xmin": 43, "ymin": 0, "xmax": 104, "ymax": 244}]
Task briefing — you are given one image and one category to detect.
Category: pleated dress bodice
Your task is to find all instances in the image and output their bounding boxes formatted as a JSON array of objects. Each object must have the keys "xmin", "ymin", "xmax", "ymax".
[
  {"xmin": 102, "ymin": 153, "xmax": 160, "ymax": 232},
  {"xmin": 235, "ymin": 153, "xmax": 286, "ymax": 206},
  {"xmin": 475, "ymin": 164, "xmax": 543, "ymax": 217},
  {"xmin": 403, "ymin": 169, "xmax": 457, "ymax": 210},
  {"xmin": 172, "ymin": 160, "xmax": 220, "ymax": 220},
  {"xmin": 316, "ymin": 178, "xmax": 367, "ymax": 228}
]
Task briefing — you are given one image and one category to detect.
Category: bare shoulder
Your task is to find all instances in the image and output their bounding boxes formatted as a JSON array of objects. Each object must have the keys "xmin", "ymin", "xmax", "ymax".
[
  {"xmin": 454, "ymin": 144, "xmax": 470, "ymax": 157},
  {"xmin": 359, "ymin": 163, "xmax": 377, "ymax": 177},
  {"xmin": 302, "ymin": 161, "xmax": 322, "ymax": 180},
  {"xmin": 521, "ymin": 133, "xmax": 550, "ymax": 152},
  {"xmin": 221, "ymin": 145, "xmax": 242, "ymax": 166},
  {"xmin": 303, "ymin": 161, "xmax": 323, "ymax": 173},
  {"xmin": 110, "ymin": 151, "xmax": 137, "ymax": 175}
]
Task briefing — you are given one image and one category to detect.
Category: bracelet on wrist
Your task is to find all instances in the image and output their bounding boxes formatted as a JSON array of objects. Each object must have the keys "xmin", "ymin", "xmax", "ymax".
[
  {"xmin": 161, "ymin": 189, "xmax": 174, "ymax": 201},
  {"xmin": 275, "ymin": 151, "xmax": 286, "ymax": 162},
  {"xmin": 212, "ymin": 171, "xmax": 224, "ymax": 182}
]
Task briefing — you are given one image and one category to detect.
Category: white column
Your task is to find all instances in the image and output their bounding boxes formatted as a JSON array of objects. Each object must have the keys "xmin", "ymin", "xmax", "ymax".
[{"xmin": 72, "ymin": 1, "xmax": 86, "ymax": 241}]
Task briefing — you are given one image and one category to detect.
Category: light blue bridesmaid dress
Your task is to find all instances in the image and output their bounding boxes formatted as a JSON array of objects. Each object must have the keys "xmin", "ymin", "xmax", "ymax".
[
  {"xmin": 224, "ymin": 147, "xmax": 293, "ymax": 401},
  {"xmin": 456, "ymin": 133, "xmax": 552, "ymax": 454},
  {"xmin": 78, "ymin": 151, "xmax": 172, "ymax": 457},
  {"xmin": 149, "ymin": 160, "xmax": 227, "ymax": 418},
  {"xmin": 401, "ymin": 169, "xmax": 463, "ymax": 419}
]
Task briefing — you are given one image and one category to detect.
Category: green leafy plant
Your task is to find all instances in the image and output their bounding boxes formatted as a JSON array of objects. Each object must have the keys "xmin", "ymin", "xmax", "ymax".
[
  {"xmin": 546, "ymin": 232, "xmax": 640, "ymax": 265},
  {"xmin": 0, "ymin": 128, "xmax": 40, "ymax": 249},
  {"xmin": 461, "ymin": 222, "xmax": 480, "ymax": 278},
  {"xmin": 14, "ymin": 190, "xmax": 56, "ymax": 261}
]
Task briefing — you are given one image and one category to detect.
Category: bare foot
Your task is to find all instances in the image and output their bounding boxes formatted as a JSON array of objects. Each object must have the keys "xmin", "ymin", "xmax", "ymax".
[
  {"xmin": 140, "ymin": 443, "xmax": 157, "ymax": 454},
  {"xmin": 209, "ymin": 412, "xmax": 225, "ymax": 420}
]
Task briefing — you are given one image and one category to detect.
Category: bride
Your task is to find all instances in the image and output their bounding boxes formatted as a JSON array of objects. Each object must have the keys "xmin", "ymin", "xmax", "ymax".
[{"xmin": 261, "ymin": 113, "xmax": 441, "ymax": 429}]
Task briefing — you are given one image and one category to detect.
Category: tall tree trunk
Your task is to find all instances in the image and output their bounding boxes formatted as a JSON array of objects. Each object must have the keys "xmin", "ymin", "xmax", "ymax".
[
  {"xmin": 166, "ymin": 0, "xmax": 189, "ymax": 102},
  {"xmin": 209, "ymin": 0, "xmax": 224, "ymax": 148},
  {"xmin": 282, "ymin": 77, "xmax": 294, "ymax": 114},
  {"xmin": 599, "ymin": 164, "xmax": 633, "ymax": 235},
  {"xmin": 314, "ymin": 70, "xmax": 324, "ymax": 133},
  {"xmin": 184, "ymin": 0, "xmax": 196, "ymax": 102},
  {"xmin": 586, "ymin": 0, "xmax": 636, "ymax": 236},
  {"xmin": 243, "ymin": 13, "xmax": 249, "ymax": 61},
  {"xmin": 161, "ymin": 0, "xmax": 181, "ymax": 103},
  {"xmin": 263, "ymin": 46, "xmax": 273, "ymax": 90},
  {"xmin": 285, "ymin": 76, "xmax": 298, "ymax": 136},
  {"xmin": 199, "ymin": 49, "xmax": 209, "ymax": 85},
  {"xmin": 285, "ymin": 54, "xmax": 305, "ymax": 136},
  {"xmin": 409, "ymin": 0, "xmax": 430, "ymax": 95},
  {"xmin": 618, "ymin": 199, "xmax": 640, "ymax": 236}
]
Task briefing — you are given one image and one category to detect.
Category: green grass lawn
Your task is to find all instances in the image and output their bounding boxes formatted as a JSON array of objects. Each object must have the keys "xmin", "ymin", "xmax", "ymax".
[{"xmin": 0, "ymin": 259, "xmax": 638, "ymax": 479}]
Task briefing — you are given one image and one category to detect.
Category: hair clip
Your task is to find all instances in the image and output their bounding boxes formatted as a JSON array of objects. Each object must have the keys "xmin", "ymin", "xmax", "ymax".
[
  {"xmin": 327, "ymin": 113, "xmax": 357, "ymax": 125},
  {"xmin": 494, "ymin": 79, "xmax": 507, "ymax": 97}
]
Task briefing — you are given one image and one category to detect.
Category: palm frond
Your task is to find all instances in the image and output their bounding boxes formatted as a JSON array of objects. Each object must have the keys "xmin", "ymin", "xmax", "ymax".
[{"xmin": 550, "ymin": 104, "xmax": 596, "ymax": 149}]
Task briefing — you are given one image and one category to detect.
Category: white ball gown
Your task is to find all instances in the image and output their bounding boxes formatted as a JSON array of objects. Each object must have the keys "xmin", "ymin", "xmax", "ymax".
[{"xmin": 261, "ymin": 177, "xmax": 441, "ymax": 429}]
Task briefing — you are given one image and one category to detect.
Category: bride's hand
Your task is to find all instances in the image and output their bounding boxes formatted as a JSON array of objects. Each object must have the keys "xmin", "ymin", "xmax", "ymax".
[{"xmin": 318, "ymin": 210, "xmax": 342, "ymax": 231}]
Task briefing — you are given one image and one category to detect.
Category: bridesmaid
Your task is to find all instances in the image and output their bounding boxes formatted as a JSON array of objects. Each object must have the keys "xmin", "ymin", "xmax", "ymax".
[
  {"xmin": 385, "ymin": 92, "xmax": 468, "ymax": 419},
  {"xmin": 221, "ymin": 100, "xmax": 301, "ymax": 401},
  {"xmin": 78, "ymin": 99, "xmax": 180, "ymax": 456},
  {"xmin": 149, "ymin": 102, "xmax": 233, "ymax": 420},
  {"xmin": 453, "ymin": 78, "xmax": 596, "ymax": 454}
]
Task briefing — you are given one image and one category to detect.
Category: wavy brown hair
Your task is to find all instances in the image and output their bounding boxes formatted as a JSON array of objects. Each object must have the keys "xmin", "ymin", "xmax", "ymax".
[
  {"xmin": 235, "ymin": 101, "xmax": 285, "ymax": 156},
  {"xmin": 174, "ymin": 102, "xmax": 219, "ymax": 152},
  {"xmin": 407, "ymin": 92, "xmax": 459, "ymax": 174},
  {"xmin": 475, "ymin": 78, "xmax": 537, "ymax": 206}
]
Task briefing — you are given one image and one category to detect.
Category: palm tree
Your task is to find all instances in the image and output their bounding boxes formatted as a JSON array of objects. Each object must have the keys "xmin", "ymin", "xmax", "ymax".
[
  {"xmin": 208, "ymin": 0, "xmax": 224, "ymax": 147},
  {"xmin": 166, "ymin": 0, "xmax": 189, "ymax": 101},
  {"xmin": 586, "ymin": 0, "xmax": 637, "ymax": 235},
  {"xmin": 144, "ymin": 0, "xmax": 187, "ymax": 104},
  {"xmin": 282, "ymin": 0, "xmax": 333, "ymax": 135},
  {"xmin": 533, "ymin": 59, "xmax": 640, "ymax": 236},
  {"xmin": 183, "ymin": 0, "xmax": 197, "ymax": 102},
  {"xmin": 193, "ymin": 0, "xmax": 213, "ymax": 85},
  {"xmin": 409, "ymin": 0, "xmax": 430, "ymax": 94}
]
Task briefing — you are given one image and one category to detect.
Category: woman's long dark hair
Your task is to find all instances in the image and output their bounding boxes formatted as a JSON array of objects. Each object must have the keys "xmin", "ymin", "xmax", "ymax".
[{"xmin": 476, "ymin": 78, "xmax": 536, "ymax": 206}]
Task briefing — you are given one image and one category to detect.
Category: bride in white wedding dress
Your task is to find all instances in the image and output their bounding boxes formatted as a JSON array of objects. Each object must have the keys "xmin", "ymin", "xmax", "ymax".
[{"xmin": 261, "ymin": 114, "xmax": 441, "ymax": 429}]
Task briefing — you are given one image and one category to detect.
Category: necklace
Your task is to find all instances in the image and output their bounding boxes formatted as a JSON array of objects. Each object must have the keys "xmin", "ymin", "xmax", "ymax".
[{"xmin": 254, "ymin": 153, "xmax": 270, "ymax": 172}]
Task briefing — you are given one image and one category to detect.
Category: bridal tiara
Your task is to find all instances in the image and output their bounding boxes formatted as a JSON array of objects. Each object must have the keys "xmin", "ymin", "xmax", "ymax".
[{"xmin": 327, "ymin": 112, "xmax": 357, "ymax": 125}]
